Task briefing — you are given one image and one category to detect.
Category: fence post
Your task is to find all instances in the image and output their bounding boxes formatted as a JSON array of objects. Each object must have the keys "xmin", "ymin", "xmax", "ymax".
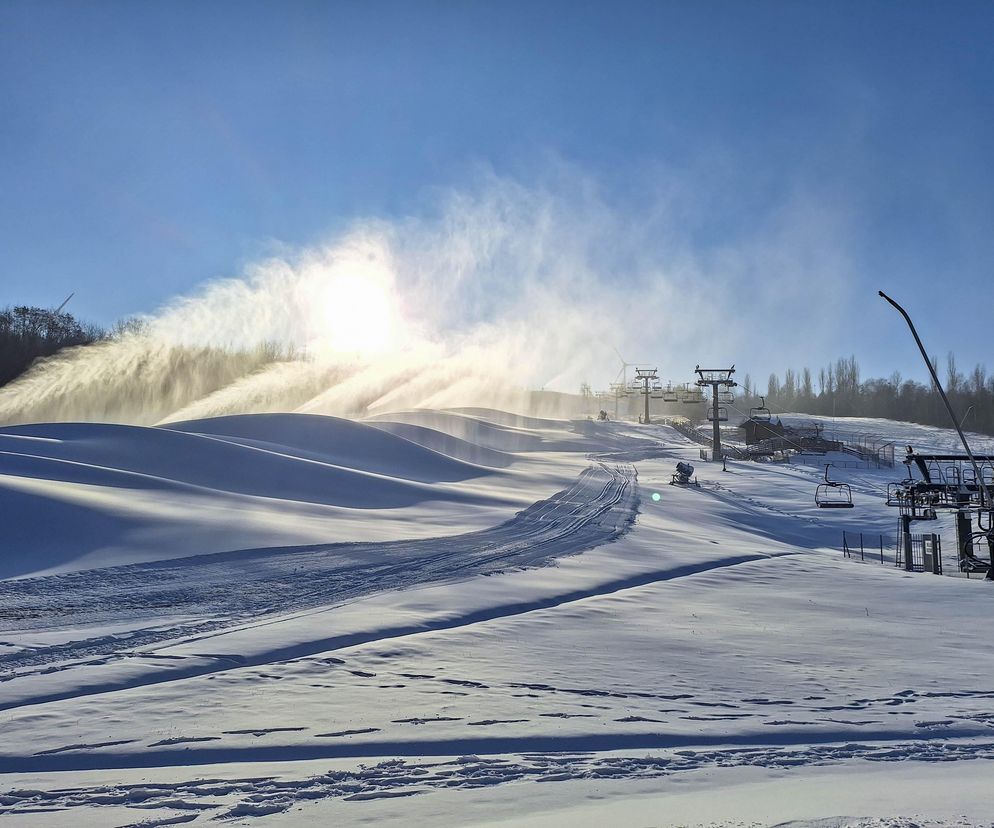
[
  {"xmin": 860, "ymin": 532, "xmax": 864, "ymax": 561},
  {"xmin": 902, "ymin": 515, "xmax": 914, "ymax": 571},
  {"xmin": 879, "ymin": 535, "xmax": 884, "ymax": 564},
  {"xmin": 842, "ymin": 530, "xmax": 848, "ymax": 558}
]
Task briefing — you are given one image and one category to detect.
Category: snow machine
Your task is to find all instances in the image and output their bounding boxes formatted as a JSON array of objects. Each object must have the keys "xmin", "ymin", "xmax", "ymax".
[{"xmin": 670, "ymin": 461, "xmax": 699, "ymax": 486}]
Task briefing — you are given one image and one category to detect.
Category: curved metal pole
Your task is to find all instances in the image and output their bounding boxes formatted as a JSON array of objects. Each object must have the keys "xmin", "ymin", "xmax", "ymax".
[{"xmin": 879, "ymin": 291, "xmax": 991, "ymax": 510}]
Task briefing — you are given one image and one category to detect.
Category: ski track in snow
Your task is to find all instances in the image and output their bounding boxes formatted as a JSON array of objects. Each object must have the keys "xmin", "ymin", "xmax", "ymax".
[
  {"xmin": 5, "ymin": 736, "xmax": 994, "ymax": 821},
  {"xmin": 0, "ymin": 461, "xmax": 637, "ymax": 689}
]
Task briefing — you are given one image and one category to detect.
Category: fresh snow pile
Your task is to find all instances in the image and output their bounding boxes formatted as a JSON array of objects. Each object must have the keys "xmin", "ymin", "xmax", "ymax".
[{"xmin": 1, "ymin": 410, "xmax": 993, "ymax": 827}]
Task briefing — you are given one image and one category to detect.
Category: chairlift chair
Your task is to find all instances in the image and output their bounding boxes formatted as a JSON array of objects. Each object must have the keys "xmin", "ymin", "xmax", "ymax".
[
  {"xmin": 750, "ymin": 396, "xmax": 772, "ymax": 423},
  {"xmin": 815, "ymin": 464, "xmax": 854, "ymax": 509},
  {"xmin": 662, "ymin": 385, "xmax": 679, "ymax": 403},
  {"xmin": 707, "ymin": 406, "xmax": 729, "ymax": 422},
  {"xmin": 717, "ymin": 390, "xmax": 734, "ymax": 404}
]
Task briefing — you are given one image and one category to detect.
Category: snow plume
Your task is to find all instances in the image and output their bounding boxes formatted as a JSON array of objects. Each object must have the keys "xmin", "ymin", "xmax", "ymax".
[{"xmin": 0, "ymin": 171, "xmax": 855, "ymax": 426}]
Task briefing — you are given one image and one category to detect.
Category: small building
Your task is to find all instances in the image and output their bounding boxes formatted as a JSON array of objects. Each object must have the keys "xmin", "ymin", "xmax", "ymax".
[{"xmin": 739, "ymin": 417, "xmax": 786, "ymax": 446}]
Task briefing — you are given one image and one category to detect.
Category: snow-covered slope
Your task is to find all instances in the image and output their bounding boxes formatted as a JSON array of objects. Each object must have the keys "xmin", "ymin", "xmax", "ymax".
[
  {"xmin": 780, "ymin": 412, "xmax": 994, "ymax": 455},
  {"xmin": 0, "ymin": 412, "xmax": 589, "ymax": 577},
  {"xmin": 1, "ymin": 412, "xmax": 993, "ymax": 826}
]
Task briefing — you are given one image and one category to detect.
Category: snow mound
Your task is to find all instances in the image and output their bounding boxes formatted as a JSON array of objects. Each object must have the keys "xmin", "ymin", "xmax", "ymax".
[
  {"xmin": 446, "ymin": 407, "xmax": 572, "ymax": 431},
  {"xmin": 364, "ymin": 420, "xmax": 515, "ymax": 468},
  {"xmin": 365, "ymin": 409, "xmax": 591, "ymax": 453},
  {"xmin": 0, "ymin": 413, "xmax": 545, "ymax": 577},
  {"xmin": 162, "ymin": 412, "xmax": 492, "ymax": 482},
  {"xmin": 0, "ymin": 420, "xmax": 486, "ymax": 501}
]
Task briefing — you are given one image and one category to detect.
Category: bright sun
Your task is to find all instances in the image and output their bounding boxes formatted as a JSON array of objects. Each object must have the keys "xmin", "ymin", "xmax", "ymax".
[{"xmin": 316, "ymin": 270, "xmax": 400, "ymax": 356}]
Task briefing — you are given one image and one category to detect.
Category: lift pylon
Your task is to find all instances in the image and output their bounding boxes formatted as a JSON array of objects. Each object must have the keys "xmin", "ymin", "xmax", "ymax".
[
  {"xmin": 695, "ymin": 365, "xmax": 737, "ymax": 460},
  {"xmin": 632, "ymin": 368, "xmax": 662, "ymax": 424}
]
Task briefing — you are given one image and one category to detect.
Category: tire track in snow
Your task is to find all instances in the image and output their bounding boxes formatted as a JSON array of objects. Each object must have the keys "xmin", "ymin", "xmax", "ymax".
[{"xmin": 0, "ymin": 551, "xmax": 782, "ymax": 712}]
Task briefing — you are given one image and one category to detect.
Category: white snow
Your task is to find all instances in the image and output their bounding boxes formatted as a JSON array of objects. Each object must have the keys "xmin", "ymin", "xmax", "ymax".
[{"xmin": 1, "ymin": 409, "xmax": 993, "ymax": 826}]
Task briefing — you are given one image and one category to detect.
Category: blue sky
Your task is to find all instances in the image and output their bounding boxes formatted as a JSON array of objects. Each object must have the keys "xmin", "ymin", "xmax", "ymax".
[{"xmin": 1, "ymin": 0, "xmax": 992, "ymax": 383}]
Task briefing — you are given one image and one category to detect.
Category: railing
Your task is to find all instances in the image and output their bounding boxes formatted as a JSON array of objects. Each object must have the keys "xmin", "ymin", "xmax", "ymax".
[
  {"xmin": 666, "ymin": 418, "xmax": 712, "ymax": 446},
  {"xmin": 842, "ymin": 531, "xmax": 893, "ymax": 564},
  {"xmin": 842, "ymin": 529, "xmax": 942, "ymax": 574},
  {"xmin": 895, "ymin": 532, "xmax": 943, "ymax": 574}
]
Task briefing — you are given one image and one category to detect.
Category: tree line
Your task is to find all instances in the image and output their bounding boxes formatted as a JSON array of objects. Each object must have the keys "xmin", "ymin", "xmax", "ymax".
[
  {"xmin": 0, "ymin": 305, "xmax": 111, "ymax": 388},
  {"xmin": 738, "ymin": 354, "xmax": 994, "ymax": 437}
]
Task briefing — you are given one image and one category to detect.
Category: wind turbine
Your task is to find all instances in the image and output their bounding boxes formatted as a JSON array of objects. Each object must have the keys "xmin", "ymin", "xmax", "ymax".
[
  {"xmin": 52, "ymin": 292, "xmax": 74, "ymax": 315},
  {"xmin": 612, "ymin": 346, "xmax": 634, "ymax": 388}
]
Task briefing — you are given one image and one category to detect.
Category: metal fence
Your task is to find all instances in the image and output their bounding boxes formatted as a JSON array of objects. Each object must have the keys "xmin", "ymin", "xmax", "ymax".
[{"xmin": 842, "ymin": 529, "xmax": 942, "ymax": 575}]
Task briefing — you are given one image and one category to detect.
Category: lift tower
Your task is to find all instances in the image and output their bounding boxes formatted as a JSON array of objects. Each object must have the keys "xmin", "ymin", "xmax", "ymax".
[
  {"xmin": 632, "ymin": 368, "xmax": 662, "ymax": 424},
  {"xmin": 695, "ymin": 365, "xmax": 737, "ymax": 461},
  {"xmin": 608, "ymin": 382, "xmax": 629, "ymax": 420}
]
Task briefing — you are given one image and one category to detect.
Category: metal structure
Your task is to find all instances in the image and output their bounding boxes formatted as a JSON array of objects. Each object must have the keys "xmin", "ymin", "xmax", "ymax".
[
  {"xmin": 815, "ymin": 464, "xmax": 854, "ymax": 509},
  {"xmin": 53, "ymin": 292, "xmax": 74, "ymax": 315},
  {"xmin": 631, "ymin": 368, "xmax": 663, "ymax": 424},
  {"xmin": 695, "ymin": 365, "xmax": 737, "ymax": 460},
  {"xmin": 750, "ymin": 396, "xmax": 772, "ymax": 423},
  {"xmin": 613, "ymin": 348, "xmax": 635, "ymax": 389},
  {"xmin": 670, "ymin": 461, "xmax": 699, "ymax": 486},
  {"xmin": 886, "ymin": 449, "xmax": 994, "ymax": 573},
  {"xmin": 661, "ymin": 383, "xmax": 679, "ymax": 403},
  {"xmin": 707, "ymin": 406, "xmax": 728, "ymax": 423},
  {"xmin": 608, "ymin": 382, "xmax": 629, "ymax": 420},
  {"xmin": 880, "ymin": 291, "xmax": 994, "ymax": 578}
]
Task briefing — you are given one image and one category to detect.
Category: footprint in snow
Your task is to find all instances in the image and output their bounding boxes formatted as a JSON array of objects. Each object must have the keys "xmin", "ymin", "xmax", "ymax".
[
  {"xmin": 149, "ymin": 736, "xmax": 222, "ymax": 746},
  {"xmin": 222, "ymin": 727, "xmax": 307, "ymax": 737},
  {"xmin": 315, "ymin": 727, "xmax": 381, "ymax": 738},
  {"xmin": 539, "ymin": 712, "xmax": 596, "ymax": 719},
  {"xmin": 34, "ymin": 739, "xmax": 138, "ymax": 755}
]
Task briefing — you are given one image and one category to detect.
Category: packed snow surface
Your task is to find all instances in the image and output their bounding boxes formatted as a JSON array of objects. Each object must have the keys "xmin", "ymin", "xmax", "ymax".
[{"xmin": 1, "ymin": 409, "xmax": 993, "ymax": 826}]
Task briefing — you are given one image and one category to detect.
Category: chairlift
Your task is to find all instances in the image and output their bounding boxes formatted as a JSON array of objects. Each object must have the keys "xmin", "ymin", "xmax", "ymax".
[
  {"xmin": 717, "ymin": 390, "xmax": 734, "ymax": 404},
  {"xmin": 681, "ymin": 389, "xmax": 704, "ymax": 404},
  {"xmin": 983, "ymin": 465, "xmax": 994, "ymax": 486},
  {"xmin": 707, "ymin": 406, "xmax": 728, "ymax": 422},
  {"xmin": 943, "ymin": 464, "xmax": 961, "ymax": 486},
  {"xmin": 662, "ymin": 384, "xmax": 679, "ymax": 403},
  {"xmin": 960, "ymin": 530, "xmax": 994, "ymax": 575},
  {"xmin": 815, "ymin": 464, "xmax": 854, "ymax": 509},
  {"xmin": 750, "ymin": 396, "xmax": 772, "ymax": 423}
]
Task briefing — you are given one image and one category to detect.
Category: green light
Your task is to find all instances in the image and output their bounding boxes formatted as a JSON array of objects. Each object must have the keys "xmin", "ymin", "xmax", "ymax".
[{"xmin": 651, "ymin": 492, "xmax": 661, "ymax": 502}]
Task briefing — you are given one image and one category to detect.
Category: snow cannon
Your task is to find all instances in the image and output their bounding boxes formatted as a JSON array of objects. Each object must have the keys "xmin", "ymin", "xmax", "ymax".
[{"xmin": 670, "ymin": 461, "xmax": 698, "ymax": 487}]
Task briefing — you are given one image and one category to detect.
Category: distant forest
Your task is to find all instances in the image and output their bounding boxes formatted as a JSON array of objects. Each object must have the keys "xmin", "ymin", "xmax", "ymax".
[
  {"xmin": 738, "ymin": 355, "xmax": 994, "ymax": 437},
  {"xmin": 0, "ymin": 305, "xmax": 110, "ymax": 388}
]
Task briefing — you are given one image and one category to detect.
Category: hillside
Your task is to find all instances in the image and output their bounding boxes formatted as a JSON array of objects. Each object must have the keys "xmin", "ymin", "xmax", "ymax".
[{"xmin": 1, "ymin": 411, "xmax": 992, "ymax": 826}]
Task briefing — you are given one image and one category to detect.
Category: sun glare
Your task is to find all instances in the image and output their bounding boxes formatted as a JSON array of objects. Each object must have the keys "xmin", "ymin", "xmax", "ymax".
[{"xmin": 313, "ymin": 269, "xmax": 401, "ymax": 357}]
